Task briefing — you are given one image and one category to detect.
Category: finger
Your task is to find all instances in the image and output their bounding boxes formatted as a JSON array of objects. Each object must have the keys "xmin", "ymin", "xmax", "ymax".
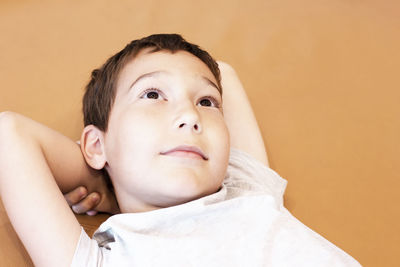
[
  {"xmin": 86, "ymin": 210, "xmax": 98, "ymax": 216},
  {"xmin": 72, "ymin": 192, "xmax": 100, "ymax": 214},
  {"xmin": 64, "ymin": 186, "xmax": 87, "ymax": 206}
]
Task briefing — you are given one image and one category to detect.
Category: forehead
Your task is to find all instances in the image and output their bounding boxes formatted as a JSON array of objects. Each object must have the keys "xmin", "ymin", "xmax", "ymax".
[{"xmin": 117, "ymin": 49, "xmax": 220, "ymax": 92}]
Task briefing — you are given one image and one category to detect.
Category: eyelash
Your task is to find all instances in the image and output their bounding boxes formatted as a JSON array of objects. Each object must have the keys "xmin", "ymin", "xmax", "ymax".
[
  {"xmin": 140, "ymin": 88, "xmax": 165, "ymax": 100},
  {"xmin": 140, "ymin": 88, "xmax": 220, "ymax": 108}
]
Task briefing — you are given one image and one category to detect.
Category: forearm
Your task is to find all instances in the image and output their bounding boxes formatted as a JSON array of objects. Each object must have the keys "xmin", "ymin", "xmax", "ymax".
[
  {"xmin": 0, "ymin": 111, "xmax": 81, "ymax": 266},
  {"xmin": 0, "ymin": 112, "xmax": 105, "ymax": 193}
]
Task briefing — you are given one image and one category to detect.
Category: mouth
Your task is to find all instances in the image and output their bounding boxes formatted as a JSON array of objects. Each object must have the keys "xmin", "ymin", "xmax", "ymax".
[{"xmin": 160, "ymin": 145, "xmax": 208, "ymax": 160}]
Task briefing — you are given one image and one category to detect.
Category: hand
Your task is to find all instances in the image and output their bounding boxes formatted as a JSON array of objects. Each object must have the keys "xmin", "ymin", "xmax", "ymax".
[{"xmin": 64, "ymin": 186, "xmax": 120, "ymax": 216}]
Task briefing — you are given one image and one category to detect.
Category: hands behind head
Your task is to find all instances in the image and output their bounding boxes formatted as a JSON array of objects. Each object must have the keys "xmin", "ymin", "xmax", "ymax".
[{"xmin": 64, "ymin": 186, "xmax": 120, "ymax": 216}]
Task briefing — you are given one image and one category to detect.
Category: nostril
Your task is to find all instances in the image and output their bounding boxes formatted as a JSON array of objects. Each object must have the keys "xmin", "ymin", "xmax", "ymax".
[{"xmin": 177, "ymin": 123, "xmax": 200, "ymax": 131}]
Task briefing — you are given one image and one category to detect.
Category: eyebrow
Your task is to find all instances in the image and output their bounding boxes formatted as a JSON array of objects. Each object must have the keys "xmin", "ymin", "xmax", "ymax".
[
  {"xmin": 129, "ymin": 71, "xmax": 166, "ymax": 91},
  {"xmin": 202, "ymin": 77, "xmax": 221, "ymax": 93},
  {"xmin": 129, "ymin": 70, "xmax": 221, "ymax": 93}
]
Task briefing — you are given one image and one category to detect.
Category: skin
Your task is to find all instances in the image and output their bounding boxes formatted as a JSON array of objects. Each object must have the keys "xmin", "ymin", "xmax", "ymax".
[
  {"xmin": 66, "ymin": 60, "xmax": 270, "ymax": 215},
  {"xmin": 0, "ymin": 49, "xmax": 268, "ymax": 266},
  {"xmin": 82, "ymin": 49, "xmax": 231, "ymax": 213}
]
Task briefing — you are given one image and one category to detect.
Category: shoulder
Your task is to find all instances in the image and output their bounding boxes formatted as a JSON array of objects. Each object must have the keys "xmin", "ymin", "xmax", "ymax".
[
  {"xmin": 71, "ymin": 228, "xmax": 106, "ymax": 267},
  {"xmin": 224, "ymin": 148, "xmax": 287, "ymax": 206}
]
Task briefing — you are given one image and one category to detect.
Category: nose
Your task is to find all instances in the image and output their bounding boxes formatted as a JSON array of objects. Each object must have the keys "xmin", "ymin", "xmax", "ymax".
[{"xmin": 173, "ymin": 102, "xmax": 202, "ymax": 134}]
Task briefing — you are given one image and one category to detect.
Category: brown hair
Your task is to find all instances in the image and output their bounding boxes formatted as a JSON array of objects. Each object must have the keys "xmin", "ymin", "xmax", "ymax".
[{"xmin": 83, "ymin": 33, "xmax": 221, "ymax": 131}]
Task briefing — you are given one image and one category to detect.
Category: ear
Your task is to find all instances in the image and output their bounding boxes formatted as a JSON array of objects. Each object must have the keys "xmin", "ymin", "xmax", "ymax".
[{"xmin": 80, "ymin": 125, "xmax": 107, "ymax": 170}]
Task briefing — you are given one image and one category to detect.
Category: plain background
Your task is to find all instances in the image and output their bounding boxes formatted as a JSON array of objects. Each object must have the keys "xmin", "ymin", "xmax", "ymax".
[{"xmin": 1, "ymin": 0, "xmax": 399, "ymax": 266}]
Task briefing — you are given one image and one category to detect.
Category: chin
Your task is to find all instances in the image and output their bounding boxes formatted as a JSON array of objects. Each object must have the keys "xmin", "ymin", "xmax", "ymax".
[{"xmin": 159, "ymin": 173, "xmax": 219, "ymax": 205}]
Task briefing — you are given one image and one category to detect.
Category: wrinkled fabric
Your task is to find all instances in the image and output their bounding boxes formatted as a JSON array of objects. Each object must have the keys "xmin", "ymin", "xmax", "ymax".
[{"xmin": 71, "ymin": 148, "xmax": 361, "ymax": 267}]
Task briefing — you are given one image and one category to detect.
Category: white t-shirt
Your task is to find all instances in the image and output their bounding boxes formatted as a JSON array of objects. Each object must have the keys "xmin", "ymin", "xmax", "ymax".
[{"xmin": 71, "ymin": 148, "xmax": 361, "ymax": 266}]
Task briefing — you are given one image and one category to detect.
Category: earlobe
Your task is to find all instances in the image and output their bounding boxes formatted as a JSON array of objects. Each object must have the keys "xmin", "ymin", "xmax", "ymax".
[{"xmin": 80, "ymin": 125, "xmax": 107, "ymax": 170}]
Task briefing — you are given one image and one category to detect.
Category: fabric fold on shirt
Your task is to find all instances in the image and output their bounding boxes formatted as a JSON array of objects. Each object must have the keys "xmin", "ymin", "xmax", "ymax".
[{"xmin": 71, "ymin": 148, "xmax": 361, "ymax": 267}]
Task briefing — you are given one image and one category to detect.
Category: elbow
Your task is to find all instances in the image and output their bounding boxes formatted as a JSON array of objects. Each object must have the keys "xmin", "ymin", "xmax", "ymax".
[
  {"xmin": 0, "ymin": 111, "xmax": 18, "ymax": 127},
  {"xmin": 217, "ymin": 61, "xmax": 237, "ymax": 74},
  {"xmin": 0, "ymin": 111, "xmax": 19, "ymax": 140},
  {"xmin": 0, "ymin": 111, "xmax": 17, "ymax": 121}
]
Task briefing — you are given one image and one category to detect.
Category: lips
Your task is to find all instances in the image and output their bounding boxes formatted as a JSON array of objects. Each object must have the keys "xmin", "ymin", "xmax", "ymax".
[{"xmin": 160, "ymin": 145, "xmax": 208, "ymax": 160}]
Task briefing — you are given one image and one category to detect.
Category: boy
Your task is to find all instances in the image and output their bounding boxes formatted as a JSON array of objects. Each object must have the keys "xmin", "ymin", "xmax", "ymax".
[{"xmin": 0, "ymin": 34, "xmax": 361, "ymax": 266}]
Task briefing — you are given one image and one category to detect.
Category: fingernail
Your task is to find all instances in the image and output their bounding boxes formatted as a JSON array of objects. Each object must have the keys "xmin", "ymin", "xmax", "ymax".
[
  {"xmin": 72, "ymin": 205, "xmax": 81, "ymax": 214},
  {"xmin": 86, "ymin": 210, "xmax": 97, "ymax": 216}
]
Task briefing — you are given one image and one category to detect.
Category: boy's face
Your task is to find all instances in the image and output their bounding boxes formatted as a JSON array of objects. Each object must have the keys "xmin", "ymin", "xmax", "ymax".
[{"xmin": 103, "ymin": 49, "xmax": 230, "ymax": 212}]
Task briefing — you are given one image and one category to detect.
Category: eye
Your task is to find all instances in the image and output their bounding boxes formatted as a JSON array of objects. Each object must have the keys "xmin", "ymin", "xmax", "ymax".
[
  {"xmin": 145, "ymin": 91, "xmax": 159, "ymax": 99},
  {"xmin": 199, "ymin": 99, "xmax": 212, "ymax": 106},
  {"xmin": 140, "ymin": 88, "xmax": 165, "ymax": 100},
  {"xmin": 198, "ymin": 96, "xmax": 220, "ymax": 108}
]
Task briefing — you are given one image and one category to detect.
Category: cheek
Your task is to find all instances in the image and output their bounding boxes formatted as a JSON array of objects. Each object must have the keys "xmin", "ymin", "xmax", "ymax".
[
  {"xmin": 207, "ymin": 116, "xmax": 230, "ymax": 172},
  {"xmin": 209, "ymin": 115, "xmax": 230, "ymax": 149},
  {"xmin": 105, "ymin": 112, "xmax": 161, "ymax": 166}
]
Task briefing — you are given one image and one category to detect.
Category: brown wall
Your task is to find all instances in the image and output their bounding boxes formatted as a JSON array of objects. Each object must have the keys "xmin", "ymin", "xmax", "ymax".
[{"xmin": 1, "ymin": 0, "xmax": 399, "ymax": 266}]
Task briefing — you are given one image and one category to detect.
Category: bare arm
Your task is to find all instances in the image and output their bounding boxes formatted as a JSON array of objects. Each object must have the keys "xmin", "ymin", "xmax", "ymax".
[
  {"xmin": 0, "ymin": 112, "xmax": 109, "ymax": 266},
  {"xmin": 219, "ymin": 62, "xmax": 269, "ymax": 166}
]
